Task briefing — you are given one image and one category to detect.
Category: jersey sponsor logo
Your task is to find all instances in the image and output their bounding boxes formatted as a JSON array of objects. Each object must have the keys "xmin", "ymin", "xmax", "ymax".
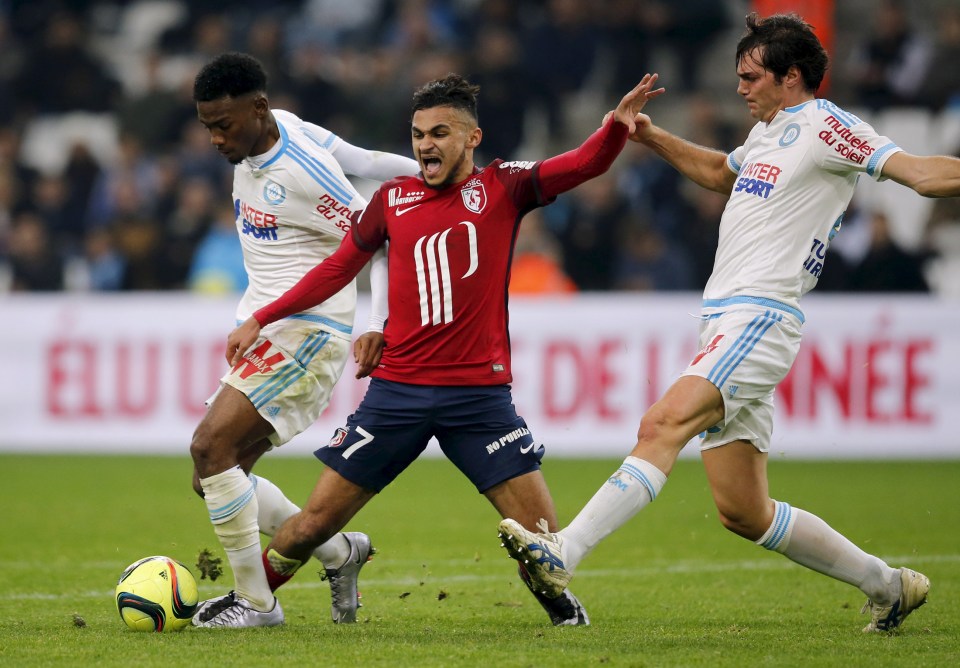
[
  {"xmin": 237, "ymin": 199, "xmax": 280, "ymax": 241},
  {"xmin": 802, "ymin": 236, "xmax": 828, "ymax": 278},
  {"xmin": 387, "ymin": 187, "xmax": 424, "ymax": 208},
  {"xmin": 499, "ymin": 160, "xmax": 535, "ymax": 174},
  {"xmin": 315, "ymin": 193, "xmax": 354, "ymax": 232},
  {"xmin": 819, "ymin": 116, "xmax": 876, "ymax": 166},
  {"xmin": 734, "ymin": 176, "xmax": 775, "ymax": 198},
  {"xmin": 692, "ymin": 334, "xmax": 724, "ymax": 365},
  {"xmin": 779, "ymin": 123, "xmax": 801, "ymax": 147},
  {"xmin": 461, "ymin": 179, "xmax": 486, "ymax": 213},
  {"xmin": 263, "ymin": 180, "xmax": 287, "ymax": 204},
  {"xmin": 414, "ymin": 221, "xmax": 479, "ymax": 326},
  {"xmin": 734, "ymin": 160, "xmax": 781, "ymax": 199},
  {"xmin": 232, "ymin": 340, "xmax": 285, "ymax": 379},
  {"xmin": 395, "ymin": 204, "xmax": 422, "ymax": 216},
  {"xmin": 484, "ymin": 426, "xmax": 531, "ymax": 455}
]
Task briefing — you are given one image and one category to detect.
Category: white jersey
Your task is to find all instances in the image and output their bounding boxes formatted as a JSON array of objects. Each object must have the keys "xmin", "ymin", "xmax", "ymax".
[
  {"xmin": 232, "ymin": 109, "xmax": 366, "ymax": 336},
  {"xmin": 705, "ymin": 99, "xmax": 902, "ymax": 319}
]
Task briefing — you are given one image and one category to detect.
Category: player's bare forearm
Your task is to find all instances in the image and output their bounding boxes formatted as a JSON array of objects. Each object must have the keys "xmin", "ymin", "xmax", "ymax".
[
  {"xmin": 640, "ymin": 125, "xmax": 735, "ymax": 194},
  {"xmin": 883, "ymin": 152, "xmax": 960, "ymax": 198}
]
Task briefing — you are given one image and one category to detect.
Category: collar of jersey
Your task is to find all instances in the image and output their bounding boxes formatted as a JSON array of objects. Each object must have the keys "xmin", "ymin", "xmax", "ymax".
[
  {"xmin": 766, "ymin": 99, "xmax": 813, "ymax": 127},
  {"xmin": 249, "ymin": 119, "xmax": 290, "ymax": 172},
  {"xmin": 784, "ymin": 100, "xmax": 813, "ymax": 113}
]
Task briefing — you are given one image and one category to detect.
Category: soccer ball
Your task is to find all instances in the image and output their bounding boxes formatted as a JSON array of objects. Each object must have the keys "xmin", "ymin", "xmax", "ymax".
[{"xmin": 115, "ymin": 556, "xmax": 199, "ymax": 632}]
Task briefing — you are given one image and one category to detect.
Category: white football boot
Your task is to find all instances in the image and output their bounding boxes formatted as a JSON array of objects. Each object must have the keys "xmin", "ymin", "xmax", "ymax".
[
  {"xmin": 192, "ymin": 591, "xmax": 284, "ymax": 628},
  {"xmin": 498, "ymin": 518, "xmax": 571, "ymax": 598},
  {"xmin": 861, "ymin": 568, "xmax": 930, "ymax": 633}
]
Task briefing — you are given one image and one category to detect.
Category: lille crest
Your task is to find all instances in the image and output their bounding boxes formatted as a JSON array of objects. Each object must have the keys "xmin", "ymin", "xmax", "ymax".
[{"xmin": 461, "ymin": 182, "xmax": 486, "ymax": 214}]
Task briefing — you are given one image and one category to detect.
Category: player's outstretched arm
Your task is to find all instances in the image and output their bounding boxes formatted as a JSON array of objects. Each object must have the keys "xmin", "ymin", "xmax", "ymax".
[
  {"xmin": 880, "ymin": 151, "xmax": 960, "ymax": 198},
  {"xmin": 632, "ymin": 121, "xmax": 735, "ymax": 195},
  {"xmin": 332, "ymin": 140, "xmax": 419, "ymax": 181},
  {"xmin": 538, "ymin": 74, "xmax": 664, "ymax": 198},
  {"xmin": 225, "ymin": 232, "xmax": 375, "ymax": 366}
]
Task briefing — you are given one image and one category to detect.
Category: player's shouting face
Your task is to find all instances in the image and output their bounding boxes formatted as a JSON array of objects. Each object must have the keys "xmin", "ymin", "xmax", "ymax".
[
  {"xmin": 197, "ymin": 92, "xmax": 274, "ymax": 165},
  {"xmin": 411, "ymin": 105, "xmax": 482, "ymax": 189}
]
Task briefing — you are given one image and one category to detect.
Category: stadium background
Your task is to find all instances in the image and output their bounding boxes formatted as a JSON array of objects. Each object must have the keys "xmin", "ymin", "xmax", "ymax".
[{"xmin": 1, "ymin": 0, "xmax": 958, "ymax": 458}]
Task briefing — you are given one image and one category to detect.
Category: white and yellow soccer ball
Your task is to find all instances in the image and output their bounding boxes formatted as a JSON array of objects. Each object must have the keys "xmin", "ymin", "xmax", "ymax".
[{"xmin": 115, "ymin": 556, "xmax": 199, "ymax": 632}]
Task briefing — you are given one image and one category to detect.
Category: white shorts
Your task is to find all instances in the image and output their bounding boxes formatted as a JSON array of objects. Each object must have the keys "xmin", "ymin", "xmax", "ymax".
[
  {"xmin": 208, "ymin": 319, "xmax": 351, "ymax": 447},
  {"xmin": 680, "ymin": 305, "xmax": 802, "ymax": 452}
]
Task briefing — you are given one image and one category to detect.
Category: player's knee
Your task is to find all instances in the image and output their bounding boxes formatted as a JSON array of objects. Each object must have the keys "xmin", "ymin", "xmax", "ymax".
[
  {"xmin": 636, "ymin": 407, "xmax": 679, "ymax": 449},
  {"xmin": 716, "ymin": 508, "xmax": 766, "ymax": 541},
  {"xmin": 189, "ymin": 421, "xmax": 230, "ymax": 468},
  {"xmin": 189, "ymin": 424, "xmax": 213, "ymax": 464}
]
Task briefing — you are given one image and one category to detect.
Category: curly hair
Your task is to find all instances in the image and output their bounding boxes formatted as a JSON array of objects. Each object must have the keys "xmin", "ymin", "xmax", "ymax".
[
  {"xmin": 193, "ymin": 52, "xmax": 268, "ymax": 103},
  {"xmin": 411, "ymin": 73, "xmax": 480, "ymax": 122},
  {"xmin": 736, "ymin": 13, "xmax": 829, "ymax": 92}
]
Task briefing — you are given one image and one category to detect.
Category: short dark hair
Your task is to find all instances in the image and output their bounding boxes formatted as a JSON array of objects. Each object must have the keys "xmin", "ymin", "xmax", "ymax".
[
  {"xmin": 735, "ymin": 13, "xmax": 829, "ymax": 92},
  {"xmin": 411, "ymin": 73, "xmax": 480, "ymax": 122},
  {"xmin": 193, "ymin": 52, "xmax": 268, "ymax": 103}
]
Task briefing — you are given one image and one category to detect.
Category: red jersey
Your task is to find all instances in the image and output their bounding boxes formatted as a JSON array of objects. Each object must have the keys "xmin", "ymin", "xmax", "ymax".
[
  {"xmin": 353, "ymin": 160, "xmax": 542, "ymax": 384},
  {"xmin": 254, "ymin": 117, "xmax": 628, "ymax": 385}
]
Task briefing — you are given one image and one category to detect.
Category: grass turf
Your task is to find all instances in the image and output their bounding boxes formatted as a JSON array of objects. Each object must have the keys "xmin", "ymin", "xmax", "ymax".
[{"xmin": 1, "ymin": 455, "xmax": 957, "ymax": 667}]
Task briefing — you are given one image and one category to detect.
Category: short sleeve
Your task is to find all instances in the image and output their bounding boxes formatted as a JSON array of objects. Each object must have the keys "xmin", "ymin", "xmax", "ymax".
[
  {"xmin": 811, "ymin": 102, "xmax": 902, "ymax": 181},
  {"xmin": 727, "ymin": 146, "xmax": 745, "ymax": 175}
]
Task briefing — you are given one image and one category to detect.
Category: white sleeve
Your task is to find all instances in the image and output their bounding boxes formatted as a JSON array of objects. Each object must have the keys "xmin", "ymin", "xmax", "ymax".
[
  {"xmin": 366, "ymin": 243, "xmax": 389, "ymax": 333},
  {"xmin": 332, "ymin": 140, "xmax": 419, "ymax": 182},
  {"xmin": 812, "ymin": 103, "xmax": 902, "ymax": 180}
]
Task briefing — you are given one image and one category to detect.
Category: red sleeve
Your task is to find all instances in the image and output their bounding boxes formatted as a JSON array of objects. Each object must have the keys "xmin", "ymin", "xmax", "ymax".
[
  {"xmin": 353, "ymin": 187, "xmax": 389, "ymax": 252},
  {"xmin": 537, "ymin": 116, "xmax": 629, "ymax": 200},
  {"xmin": 252, "ymin": 232, "xmax": 375, "ymax": 327}
]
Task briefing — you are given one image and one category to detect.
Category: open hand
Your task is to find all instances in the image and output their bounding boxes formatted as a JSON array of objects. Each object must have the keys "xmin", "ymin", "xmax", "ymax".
[{"xmin": 607, "ymin": 73, "xmax": 665, "ymax": 138}]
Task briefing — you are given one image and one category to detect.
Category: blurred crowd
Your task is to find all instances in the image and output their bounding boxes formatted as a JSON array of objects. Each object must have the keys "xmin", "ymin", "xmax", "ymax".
[{"xmin": 1, "ymin": 0, "xmax": 959, "ymax": 296}]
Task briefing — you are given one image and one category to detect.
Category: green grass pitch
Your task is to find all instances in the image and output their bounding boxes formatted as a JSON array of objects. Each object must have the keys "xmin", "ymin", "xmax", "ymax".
[{"xmin": 1, "ymin": 454, "xmax": 957, "ymax": 667}]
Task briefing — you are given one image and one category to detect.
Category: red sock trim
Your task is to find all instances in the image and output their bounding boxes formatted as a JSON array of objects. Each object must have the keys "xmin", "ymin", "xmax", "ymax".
[{"xmin": 262, "ymin": 549, "xmax": 296, "ymax": 592}]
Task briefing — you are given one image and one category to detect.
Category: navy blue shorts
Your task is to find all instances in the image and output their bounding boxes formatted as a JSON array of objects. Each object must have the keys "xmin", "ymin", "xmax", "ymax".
[{"xmin": 315, "ymin": 378, "xmax": 545, "ymax": 493}]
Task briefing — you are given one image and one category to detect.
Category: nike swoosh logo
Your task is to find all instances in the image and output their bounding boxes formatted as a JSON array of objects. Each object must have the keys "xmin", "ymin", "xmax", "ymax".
[
  {"xmin": 519, "ymin": 443, "xmax": 535, "ymax": 454},
  {"xmin": 395, "ymin": 204, "xmax": 422, "ymax": 216}
]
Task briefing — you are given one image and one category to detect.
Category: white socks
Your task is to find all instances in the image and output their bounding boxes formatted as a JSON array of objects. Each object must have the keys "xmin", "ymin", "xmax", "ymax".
[
  {"xmin": 554, "ymin": 457, "xmax": 899, "ymax": 606},
  {"xmin": 200, "ymin": 467, "xmax": 273, "ymax": 610},
  {"xmin": 560, "ymin": 456, "xmax": 667, "ymax": 569},
  {"xmin": 249, "ymin": 474, "xmax": 350, "ymax": 569},
  {"xmin": 249, "ymin": 474, "xmax": 299, "ymax": 536},
  {"xmin": 757, "ymin": 501, "xmax": 899, "ymax": 605}
]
